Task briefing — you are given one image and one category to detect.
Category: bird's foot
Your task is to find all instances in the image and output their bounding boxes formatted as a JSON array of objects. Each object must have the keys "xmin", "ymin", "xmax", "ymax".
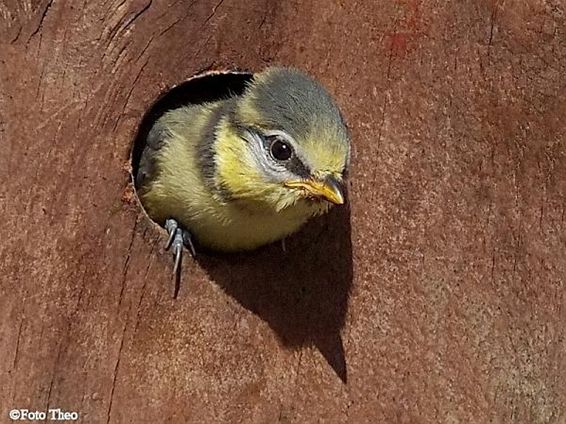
[{"xmin": 165, "ymin": 218, "xmax": 196, "ymax": 298}]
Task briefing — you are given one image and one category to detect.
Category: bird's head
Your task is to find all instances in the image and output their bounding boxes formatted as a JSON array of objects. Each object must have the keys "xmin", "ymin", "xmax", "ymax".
[{"xmin": 213, "ymin": 67, "xmax": 350, "ymax": 215}]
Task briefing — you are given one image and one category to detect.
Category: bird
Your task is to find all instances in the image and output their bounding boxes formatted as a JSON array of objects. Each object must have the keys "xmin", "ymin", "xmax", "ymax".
[{"xmin": 136, "ymin": 66, "xmax": 350, "ymax": 290}]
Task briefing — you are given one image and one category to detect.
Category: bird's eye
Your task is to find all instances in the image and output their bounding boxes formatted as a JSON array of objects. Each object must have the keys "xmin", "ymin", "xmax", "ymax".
[{"xmin": 268, "ymin": 137, "xmax": 293, "ymax": 161}]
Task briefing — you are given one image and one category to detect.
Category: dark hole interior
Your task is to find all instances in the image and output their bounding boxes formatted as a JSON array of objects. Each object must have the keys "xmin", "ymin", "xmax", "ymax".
[{"xmin": 131, "ymin": 71, "xmax": 254, "ymax": 185}]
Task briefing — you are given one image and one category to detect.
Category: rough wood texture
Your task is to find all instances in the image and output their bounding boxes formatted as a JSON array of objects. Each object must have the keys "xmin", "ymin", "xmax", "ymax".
[{"xmin": 1, "ymin": 0, "xmax": 565, "ymax": 422}]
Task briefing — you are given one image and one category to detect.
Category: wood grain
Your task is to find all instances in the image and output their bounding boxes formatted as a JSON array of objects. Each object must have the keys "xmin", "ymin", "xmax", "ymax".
[{"xmin": 0, "ymin": 0, "xmax": 565, "ymax": 422}]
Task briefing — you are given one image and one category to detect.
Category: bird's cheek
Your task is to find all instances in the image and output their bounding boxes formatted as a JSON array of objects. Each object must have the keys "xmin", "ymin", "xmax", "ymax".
[{"xmin": 269, "ymin": 187, "xmax": 298, "ymax": 212}]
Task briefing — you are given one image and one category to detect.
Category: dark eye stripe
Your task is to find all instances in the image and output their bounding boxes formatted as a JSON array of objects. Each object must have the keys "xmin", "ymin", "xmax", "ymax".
[
  {"xmin": 236, "ymin": 125, "xmax": 313, "ymax": 180},
  {"xmin": 286, "ymin": 157, "xmax": 311, "ymax": 179},
  {"xmin": 263, "ymin": 134, "xmax": 311, "ymax": 178}
]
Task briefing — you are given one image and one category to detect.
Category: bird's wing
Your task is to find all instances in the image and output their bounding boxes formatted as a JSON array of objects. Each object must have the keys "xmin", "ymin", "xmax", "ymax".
[{"xmin": 136, "ymin": 119, "xmax": 169, "ymax": 190}]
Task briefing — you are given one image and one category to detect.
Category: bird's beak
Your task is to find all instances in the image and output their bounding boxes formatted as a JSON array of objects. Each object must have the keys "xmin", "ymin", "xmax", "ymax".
[{"xmin": 284, "ymin": 176, "xmax": 345, "ymax": 205}]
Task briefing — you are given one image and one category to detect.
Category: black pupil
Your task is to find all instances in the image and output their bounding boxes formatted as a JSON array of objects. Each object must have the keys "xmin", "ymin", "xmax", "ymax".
[{"xmin": 270, "ymin": 139, "xmax": 292, "ymax": 161}]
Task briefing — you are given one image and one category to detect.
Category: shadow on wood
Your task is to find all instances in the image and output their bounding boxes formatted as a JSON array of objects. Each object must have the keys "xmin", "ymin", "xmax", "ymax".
[{"xmin": 197, "ymin": 203, "xmax": 353, "ymax": 382}]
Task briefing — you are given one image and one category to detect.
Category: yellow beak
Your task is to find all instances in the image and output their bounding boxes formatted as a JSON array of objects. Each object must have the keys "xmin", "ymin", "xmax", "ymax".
[{"xmin": 284, "ymin": 176, "xmax": 345, "ymax": 205}]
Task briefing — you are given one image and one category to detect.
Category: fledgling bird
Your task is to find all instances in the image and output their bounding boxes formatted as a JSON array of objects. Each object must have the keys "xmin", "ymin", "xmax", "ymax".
[{"xmin": 136, "ymin": 67, "xmax": 350, "ymax": 283}]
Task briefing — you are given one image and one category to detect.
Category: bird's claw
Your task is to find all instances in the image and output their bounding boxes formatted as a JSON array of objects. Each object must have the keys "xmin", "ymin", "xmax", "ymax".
[
  {"xmin": 182, "ymin": 230, "xmax": 197, "ymax": 258},
  {"xmin": 164, "ymin": 218, "xmax": 196, "ymax": 298},
  {"xmin": 165, "ymin": 220, "xmax": 177, "ymax": 250}
]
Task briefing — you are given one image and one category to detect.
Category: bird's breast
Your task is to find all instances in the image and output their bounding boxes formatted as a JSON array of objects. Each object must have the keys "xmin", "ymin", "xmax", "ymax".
[{"xmin": 187, "ymin": 199, "xmax": 318, "ymax": 252}]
